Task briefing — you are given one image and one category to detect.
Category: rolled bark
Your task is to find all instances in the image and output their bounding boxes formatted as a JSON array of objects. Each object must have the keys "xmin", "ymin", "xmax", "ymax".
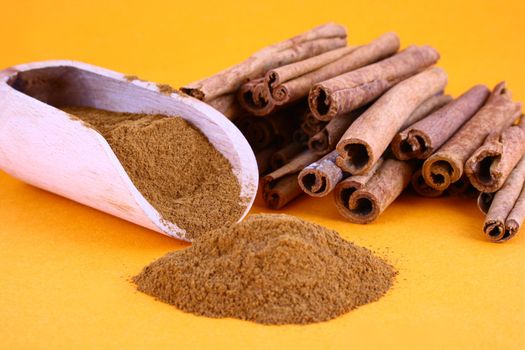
[
  {"xmin": 235, "ymin": 117, "xmax": 272, "ymax": 151},
  {"xmin": 400, "ymin": 94, "xmax": 453, "ymax": 129},
  {"xmin": 506, "ymin": 187, "xmax": 525, "ymax": 239},
  {"xmin": 336, "ymin": 67, "xmax": 448, "ymax": 175},
  {"xmin": 465, "ymin": 122, "xmax": 525, "ymax": 193},
  {"xmin": 334, "ymin": 158, "xmax": 384, "ymax": 215},
  {"xmin": 239, "ymin": 32, "xmax": 401, "ymax": 116},
  {"xmin": 411, "ymin": 168, "xmax": 444, "ymax": 197},
  {"xmin": 181, "ymin": 23, "xmax": 347, "ymax": 101},
  {"xmin": 236, "ymin": 105, "xmax": 304, "ymax": 151},
  {"xmin": 308, "ymin": 108, "xmax": 363, "ymax": 155},
  {"xmin": 480, "ymin": 155, "xmax": 525, "ymax": 242},
  {"xmin": 445, "ymin": 175, "xmax": 478, "ymax": 198},
  {"xmin": 308, "ymin": 45, "xmax": 440, "ymax": 121},
  {"xmin": 270, "ymin": 142, "xmax": 305, "ymax": 170},
  {"xmin": 237, "ymin": 78, "xmax": 274, "ymax": 116},
  {"xmin": 298, "ymin": 151, "xmax": 344, "ymax": 197},
  {"xmin": 238, "ymin": 47, "xmax": 356, "ymax": 116},
  {"xmin": 333, "ymin": 158, "xmax": 414, "ymax": 224},
  {"xmin": 391, "ymin": 85, "xmax": 490, "ymax": 161},
  {"xmin": 262, "ymin": 150, "xmax": 320, "ymax": 209},
  {"xmin": 309, "ymin": 94, "xmax": 449, "ymax": 157},
  {"xmin": 301, "ymin": 111, "xmax": 327, "ymax": 137},
  {"xmin": 422, "ymin": 82, "xmax": 522, "ymax": 191},
  {"xmin": 477, "ymin": 192, "xmax": 494, "ymax": 214}
]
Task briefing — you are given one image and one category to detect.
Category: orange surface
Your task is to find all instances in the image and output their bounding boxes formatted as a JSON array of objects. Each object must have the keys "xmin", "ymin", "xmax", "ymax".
[{"xmin": 1, "ymin": 1, "xmax": 525, "ymax": 349}]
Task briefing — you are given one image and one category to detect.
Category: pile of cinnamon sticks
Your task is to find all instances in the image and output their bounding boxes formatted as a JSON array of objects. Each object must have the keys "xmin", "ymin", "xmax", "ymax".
[{"xmin": 181, "ymin": 23, "xmax": 525, "ymax": 243}]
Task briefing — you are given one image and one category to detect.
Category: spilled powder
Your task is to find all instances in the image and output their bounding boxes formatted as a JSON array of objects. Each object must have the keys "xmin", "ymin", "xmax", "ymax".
[
  {"xmin": 133, "ymin": 214, "xmax": 396, "ymax": 325},
  {"xmin": 63, "ymin": 106, "xmax": 245, "ymax": 240},
  {"xmin": 156, "ymin": 83, "xmax": 178, "ymax": 95}
]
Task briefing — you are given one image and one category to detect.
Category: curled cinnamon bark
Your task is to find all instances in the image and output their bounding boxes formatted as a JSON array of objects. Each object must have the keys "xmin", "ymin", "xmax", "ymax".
[
  {"xmin": 400, "ymin": 94, "xmax": 453, "ymax": 129},
  {"xmin": 391, "ymin": 85, "xmax": 489, "ymax": 161},
  {"xmin": 479, "ymin": 156, "xmax": 525, "ymax": 242},
  {"xmin": 310, "ymin": 94, "xmax": 449, "ymax": 158},
  {"xmin": 182, "ymin": 24, "xmax": 347, "ymax": 118},
  {"xmin": 477, "ymin": 192, "xmax": 494, "ymax": 214},
  {"xmin": 506, "ymin": 189, "xmax": 525, "ymax": 239},
  {"xmin": 333, "ymin": 158, "xmax": 414, "ymax": 224},
  {"xmin": 445, "ymin": 175, "xmax": 478, "ymax": 198},
  {"xmin": 411, "ymin": 168, "xmax": 444, "ymax": 197},
  {"xmin": 236, "ymin": 105, "xmax": 303, "ymax": 150},
  {"xmin": 308, "ymin": 109, "xmax": 363, "ymax": 155},
  {"xmin": 422, "ymin": 82, "xmax": 522, "ymax": 191},
  {"xmin": 465, "ymin": 121, "xmax": 525, "ymax": 192},
  {"xmin": 336, "ymin": 67, "xmax": 448, "ymax": 175},
  {"xmin": 239, "ymin": 32, "xmax": 400, "ymax": 116},
  {"xmin": 309, "ymin": 45, "xmax": 440, "ymax": 121},
  {"xmin": 238, "ymin": 47, "xmax": 355, "ymax": 116},
  {"xmin": 236, "ymin": 114, "xmax": 295, "ymax": 151},
  {"xmin": 298, "ymin": 151, "xmax": 343, "ymax": 197},
  {"xmin": 301, "ymin": 111, "xmax": 327, "ymax": 137},
  {"xmin": 333, "ymin": 159, "xmax": 384, "ymax": 216},
  {"xmin": 262, "ymin": 150, "xmax": 320, "ymax": 209}
]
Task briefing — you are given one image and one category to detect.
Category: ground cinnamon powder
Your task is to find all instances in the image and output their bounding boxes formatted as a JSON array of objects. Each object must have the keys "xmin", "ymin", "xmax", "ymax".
[
  {"xmin": 63, "ymin": 106, "xmax": 245, "ymax": 240},
  {"xmin": 133, "ymin": 214, "xmax": 396, "ymax": 324}
]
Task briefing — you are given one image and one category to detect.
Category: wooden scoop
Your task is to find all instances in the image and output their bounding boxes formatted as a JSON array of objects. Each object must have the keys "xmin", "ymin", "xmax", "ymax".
[{"xmin": 0, "ymin": 60, "xmax": 258, "ymax": 240}]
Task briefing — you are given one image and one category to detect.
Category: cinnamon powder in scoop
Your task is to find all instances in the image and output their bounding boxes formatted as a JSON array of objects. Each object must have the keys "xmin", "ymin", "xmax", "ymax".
[
  {"xmin": 63, "ymin": 106, "xmax": 245, "ymax": 240},
  {"xmin": 133, "ymin": 214, "xmax": 396, "ymax": 325}
]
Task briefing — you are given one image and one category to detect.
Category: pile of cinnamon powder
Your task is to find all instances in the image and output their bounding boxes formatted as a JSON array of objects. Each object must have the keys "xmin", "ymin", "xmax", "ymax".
[
  {"xmin": 133, "ymin": 214, "xmax": 396, "ymax": 324},
  {"xmin": 63, "ymin": 106, "xmax": 245, "ymax": 240}
]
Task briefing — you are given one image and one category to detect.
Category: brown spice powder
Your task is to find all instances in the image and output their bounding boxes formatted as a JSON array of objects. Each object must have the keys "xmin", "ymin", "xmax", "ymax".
[
  {"xmin": 133, "ymin": 214, "xmax": 396, "ymax": 325},
  {"xmin": 156, "ymin": 83, "xmax": 178, "ymax": 95},
  {"xmin": 63, "ymin": 106, "xmax": 245, "ymax": 240}
]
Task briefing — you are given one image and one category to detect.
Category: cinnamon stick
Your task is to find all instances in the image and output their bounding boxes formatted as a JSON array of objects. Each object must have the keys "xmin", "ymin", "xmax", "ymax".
[
  {"xmin": 333, "ymin": 159, "xmax": 385, "ymax": 215},
  {"xmin": 308, "ymin": 45, "xmax": 440, "ymax": 121},
  {"xmin": 333, "ymin": 158, "xmax": 414, "ymax": 224},
  {"xmin": 238, "ymin": 78, "xmax": 274, "ymax": 116},
  {"xmin": 411, "ymin": 168, "xmax": 444, "ymax": 198},
  {"xmin": 465, "ymin": 121, "xmax": 525, "ymax": 192},
  {"xmin": 336, "ymin": 67, "xmax": 448, "ymax": 175},
  {"xmin": 262, "ymin": 150, "xmax": 320, "ymax": 209},
  {"xmin": 235, "ymin": 116, "xmax": 284, "ymax": 151},
  {"xmin": 301, "ymin": 111, "xmax": 327, "ymax": 137},
  {"xmin": 308, "ymin": 94, "xmax": 449, "ymax": 157},
  {"xmin": 239, "ymin": 32, "xmax": 401, "ymax": 116},
  {"xmin": 399, "ymin": 93, "xmax": 453, "ymax": 130},
  {"xmin": 308, "ymin": 108, "xmax": 363, "ymax": 155},
  {"xmin": 479, "ymin": 156, "xmax": 525, "ymax": 242},
  {"xmin": 445, "ymin": 175, "xmax": 478, "ymax": 198},
  {"xmin": 181, "ymin": 24, "xmax": 347, "ymax": 118},
  {"xmin": 298, "ymin": 151, "xmax": 343, "ymax": 197},
  {"xmin": 391, "ymin": 85, "xmax": 489, "ymax": 161},
  {"xmin": 477, "ymin": 192, "xmax": 494, "ymax": 214},
  {"xmin": 422, "ymin": 82, "xmax": 522, "ymax": 191},
  {"xmin": 236, "ymin": 108, "xmax": 301, "ymax": 151}
]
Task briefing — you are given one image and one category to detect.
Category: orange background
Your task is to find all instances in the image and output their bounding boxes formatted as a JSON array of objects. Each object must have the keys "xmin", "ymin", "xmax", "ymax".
[{"xmin": 1, "ymin": 0, "xmax": 525, "ymax": 349}]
